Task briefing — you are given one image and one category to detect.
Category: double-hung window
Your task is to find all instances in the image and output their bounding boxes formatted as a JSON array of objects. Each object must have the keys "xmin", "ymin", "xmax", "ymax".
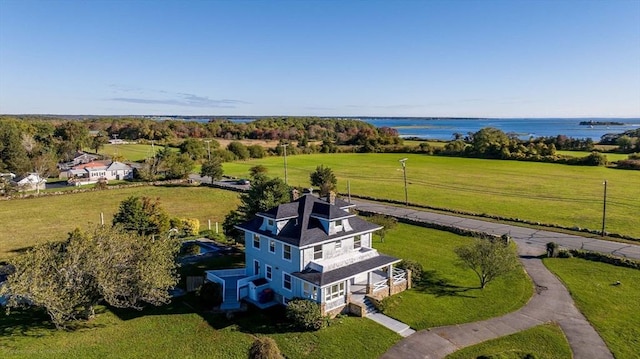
[
  {"xmin": 313, "ymin": 245, "xmax": 323, "ymax": 260},
  {"xmin": 283, "ymin": 273, "xmax": 292, "ymax": 291},
  {"xmin": 269, "ymin": 239, "xmax": 275, "ymax": 253},
  {"xmin": 283, "ymin": 244, "xmax": 291, "ymax": 260},
  {"xmin": 265, "ymin": 265, "xmax": 272, "ymax": 280},
  {"xmin": 354, "ymin": 235, "xmax": 362, "ymax": 249},
  {"xmin": 253, "ymin": 234, "xmax": 260, "ymax": 249}
]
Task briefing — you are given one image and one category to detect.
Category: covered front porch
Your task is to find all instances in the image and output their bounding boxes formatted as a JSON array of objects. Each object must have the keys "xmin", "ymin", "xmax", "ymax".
[{"xmin": 294, "ymin": 254, "xmax": 409, "ymax": 316}]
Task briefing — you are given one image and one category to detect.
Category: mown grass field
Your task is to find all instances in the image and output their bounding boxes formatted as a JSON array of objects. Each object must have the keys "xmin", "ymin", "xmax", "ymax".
[
  {"xmin": 446, "ymin": 323, "xmax": 572, "ymax": 359},
  {"xmin": 0, "ymin": 186, "xmax": 239, "ymax": 259},
  {"xmin": 373, "ymin": 223, "xmax": 532, "ymax": 329},
  {"xmin": 556, "ymin": 150, "xmax": 631, "ymax": 161},
  {"xmin": 223, "ymin": 153, "xmax": 640, "ymax": 237},
  {"xmin": 544, "ymin": 258, "xmax": 640, "ymax": 359},
  {"xmin": 96, "ymin": 144, "xmax": 178, "ymax": 162}
]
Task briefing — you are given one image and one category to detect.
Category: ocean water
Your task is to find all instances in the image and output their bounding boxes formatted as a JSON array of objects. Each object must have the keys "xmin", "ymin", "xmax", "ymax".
[{"xmin": 361, "ymin": 118, "xmax": 640, "ymax": 141}]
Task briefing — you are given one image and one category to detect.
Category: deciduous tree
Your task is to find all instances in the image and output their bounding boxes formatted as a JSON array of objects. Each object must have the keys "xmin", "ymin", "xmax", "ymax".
[
  {"xmin": 200, "ymin": 157, "xmax": 224, "ymax": 181},
  {"xmin": 454, "ymin": 238, "xmax": 519, "ymax": 289}
]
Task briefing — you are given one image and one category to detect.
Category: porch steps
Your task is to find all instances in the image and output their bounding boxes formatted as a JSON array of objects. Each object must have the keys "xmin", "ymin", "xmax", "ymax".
[
  {"xmin": 361, "ymin": 298, "xmax": 415, "ymax": 337},
  {"xmin": 221, "ymin": 282, "xmax": 240, "ymax": 310}
]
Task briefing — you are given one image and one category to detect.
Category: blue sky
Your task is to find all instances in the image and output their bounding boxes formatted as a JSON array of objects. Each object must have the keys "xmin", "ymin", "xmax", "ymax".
[{"xmin": 0, "ymin": 0, "xmax": 639, "ymax": 117}]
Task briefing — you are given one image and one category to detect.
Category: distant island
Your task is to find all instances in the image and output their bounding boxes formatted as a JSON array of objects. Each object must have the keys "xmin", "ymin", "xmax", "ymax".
[{"xmin": 579, "ymin": 120, "xmax": 625, "ymax": 126}]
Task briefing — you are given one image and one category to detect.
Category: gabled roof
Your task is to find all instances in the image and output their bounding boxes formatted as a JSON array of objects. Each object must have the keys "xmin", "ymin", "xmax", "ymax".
[
  {"xmin": 237, "ymin": 194, "xmax": 381, "ymax": 247},
  {"xmin": 106, "ymin": 161, "xmax": 132, "ymax": 171},
  {"xmin": 72, "ymin": 160, "xmax": 111, "ymax": 170}
]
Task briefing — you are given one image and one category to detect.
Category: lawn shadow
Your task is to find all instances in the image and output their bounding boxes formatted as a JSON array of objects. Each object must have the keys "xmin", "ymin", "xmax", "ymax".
[{"xmin": 413, "ymin": 270, "xmax": 478, "ymax": 298}]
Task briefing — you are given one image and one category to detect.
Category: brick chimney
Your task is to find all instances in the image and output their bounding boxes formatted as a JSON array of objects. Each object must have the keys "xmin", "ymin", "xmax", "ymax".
[{"xmin": 291, "ymin": 188, "xmax": 300, "ymax": 201}]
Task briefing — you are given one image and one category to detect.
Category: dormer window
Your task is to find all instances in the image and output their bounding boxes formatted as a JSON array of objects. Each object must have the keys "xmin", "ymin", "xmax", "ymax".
[
  {"xmin": 335, "ymin": 219, "xmax": 343, "ymax": 227},
  {"xmin": 268, "ymin": 219, "xmax": 274, "ymax": 226},
  {"xmin": 354, "ymin": 235, "xmax": 362, "ymax": 249}
]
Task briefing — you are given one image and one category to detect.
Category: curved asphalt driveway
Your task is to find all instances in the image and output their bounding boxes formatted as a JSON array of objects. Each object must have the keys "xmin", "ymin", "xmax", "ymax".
[{"xmin": 350, "ymin": 200, "xmax": 620, "ymax": 359}]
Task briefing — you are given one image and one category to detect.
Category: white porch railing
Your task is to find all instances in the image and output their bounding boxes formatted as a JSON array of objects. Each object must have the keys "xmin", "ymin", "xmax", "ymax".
[
  {"xmin": 207, "ymin": 268, "xmax": 246, "ymax": 278},
  {"xmin": 392, "ymin": 268, "xmax": 407, "ymax": 284},
  {"xmin": 373, "ymin": 278, "xmax": 388, "ymax": 292}
]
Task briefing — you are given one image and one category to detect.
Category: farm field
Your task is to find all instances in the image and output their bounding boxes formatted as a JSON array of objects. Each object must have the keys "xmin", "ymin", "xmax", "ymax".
[
  {"xmin": 96, "ymin": 144, "xmax": 177, "ymax": 162},
  {"xmin": 223, "ymin": 153, "xmax": 640, "ymax": 237},
  {"xmin": 0, "ymin": 186, "xmax": 239, "ymax": 259},
  {"xmin": 373, "ymin": 223, "xmax": 532, "ymax": 329},
  {"xmin": 544, "ymin": 258, "xmax": 640, "ymax": 359},
  {"xmin": 446, "ymin": 323, "xmax": 572, "ymax": 359}
]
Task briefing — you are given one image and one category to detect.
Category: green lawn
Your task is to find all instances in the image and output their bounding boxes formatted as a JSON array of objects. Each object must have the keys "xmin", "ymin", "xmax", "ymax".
[
  {"xmin": 0, "ymin": 186, "xmax": 239, "ymax": 259},
  {"xmin": 96, "ymin": 144, "xmax": 177, "ymax": 162},
  {"xmin": 556, "ymin": 150, "xmax": 630, "ymax": 161},
  {"xmin": 544, "ymin": 258, "xmax": 640, "ymax": 359},
  {"xmin": 223, "ymin": 153, "xmax": 640, "ymax": 237},
  {"xmin": 0, "ymin": 255, "xmax": 399, "ymax": 359},
  {"xmin": 446, "ymin": 323, "xmax": 572, "ymax": 359},
  {"xmin": 372, "ymin": 223, "xmax": 532, "ymax": 329}
]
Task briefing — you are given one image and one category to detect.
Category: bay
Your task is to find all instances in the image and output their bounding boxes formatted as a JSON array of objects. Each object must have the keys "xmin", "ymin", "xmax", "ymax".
[{"xmin": 361, "ymin": 118, "xmax": 640, "ymax": 141}]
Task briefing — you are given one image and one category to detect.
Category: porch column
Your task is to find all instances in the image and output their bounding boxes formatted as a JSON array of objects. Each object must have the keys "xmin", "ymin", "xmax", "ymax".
[
  {"xmin": 366, "ymin": 271, "xmax": 373, "ymax": 295},
  {"xmin": 387, "ymin": 264, "xmax": 393, "ymax": 295},
  {"xmin": 345, "ymin": 280, "xmax": 351, "ymax": 303}
]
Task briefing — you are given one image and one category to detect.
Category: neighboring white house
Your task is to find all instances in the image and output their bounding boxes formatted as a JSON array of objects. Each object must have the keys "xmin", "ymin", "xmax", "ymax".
[
  {"xmin": 12, "ymin": 173, "xmax": 47, "ymax": 191},
  {"xmin": 66, "ymin": 161, "xmax": 134, "ymax": 186},
  {"xmin": 206, "ymin": 191, "xmax": 409, "ymax": 316}
]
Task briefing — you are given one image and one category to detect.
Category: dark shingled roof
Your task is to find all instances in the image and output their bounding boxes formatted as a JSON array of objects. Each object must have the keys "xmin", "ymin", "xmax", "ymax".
[
  {"xmin": 291, "ymin": 254, "xmax": 400, "ymax": 286},
  {"xmin": 236, "ymin": 194, "xmax": 381, "ymax": 247}
]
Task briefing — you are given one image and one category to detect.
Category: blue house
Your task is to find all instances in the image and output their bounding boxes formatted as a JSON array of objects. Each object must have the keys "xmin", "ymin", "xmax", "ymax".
[{"xmin": 206, "ymin": 191, "xmax": 410, "ymax": 316}]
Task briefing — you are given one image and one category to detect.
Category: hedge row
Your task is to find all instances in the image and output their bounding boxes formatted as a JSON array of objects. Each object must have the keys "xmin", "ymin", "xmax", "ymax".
[
  {"xmin": 563, "ymin": 249, "xmax": 640, "ymax": 270},
  {"xmin": 345, "ymin": 193, "xmax": 639, "ymax": 243}
]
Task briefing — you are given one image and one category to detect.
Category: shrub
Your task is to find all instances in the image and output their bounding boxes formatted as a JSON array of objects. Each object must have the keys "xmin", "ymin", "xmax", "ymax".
[
  {"xmin": 181, "ymin": 242, "xmax": 201, "ymax": 256},
  {"xmin": 546, "ymin": 242, "xmax": 559, "ymax": 258},
  {"xmin": 397, "ymin": 259, "xmax": 423, "ymax": 283},
  {"xmin": 286, "ymin": 298, "xmax": 325, "ymax": 331},
  {"xmin": 198, "ymin": 282, "xmax": 222, "ymax": 308},
  {"xmin": 248, "ymin": 337, "xmax": 283, "ymax": 359},
  {"xmin": 181, "ymin": 218, "xmax": 200, "ymax": 236}
]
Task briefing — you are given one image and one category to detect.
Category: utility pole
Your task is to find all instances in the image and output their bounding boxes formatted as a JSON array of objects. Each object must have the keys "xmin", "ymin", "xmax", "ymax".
[
  {"xmin": 204, "ymin": 140, "xmax": 211, "ymax": 161},
  {"xmin": 602, "ymin": 180, "xmax": 607, "ymax": 236},
  {"xmin": 347, "ymin": 180, "xmax": 351, "ymax": 203},
  {"xmin": 399, "ymin": 158, "xmax": 408, "ymax": 206},
  {"xmin": 281, "ymin": 143, "xmax": 289, "ymax": 184}
]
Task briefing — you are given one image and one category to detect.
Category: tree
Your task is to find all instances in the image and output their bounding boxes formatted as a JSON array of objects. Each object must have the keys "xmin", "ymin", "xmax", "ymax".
[
  {"xmin": 368, "ymin": 215, "xmax": 397, "ymax": 242},
  {"xmin": 470, "ymin": 127, "xmax": 511, "ymax": 158},
  {"xmin": 112, "ymin": 196, "xmax": 170, "ymax": 236},
  {"xmin": 223, "ymin": 175, "xmax": 291, "ymax": 241},
  {"xmin": 249, "ymin": 165, "xmax": 268, "ymax": 178},
  {"xmin": 32, "ymin": 152, "xmax": 58, "ymax": 194},
  {"xmin": 0, "ymin": 226, "xmax": 179, "ymax": 328},
  {"xmin": 158, "ymin": 151, "xmax": 194, "ymax": 179},
  {"xmin": 200, "ymin": 157, "xmax": 224, "ymax": 181},
  {"xmin": 91, "ymin": 133, "xmax": 109, "ymax": 154},
  {"xmin": 454, "ymin": 239, "xmax": 519, "ymax": 289},
  {"xmin": 247, "ymin": 144, "xmax": 266, "ymax": 158},
  {"xmin": 179, "ymin": 138, "xmax": 207, "ymax": 160},
  {"xmin": 227, "ymin": 141, "xmax": 250, "ymax": 160},
  {"xmin": 616, "ymin": 135, "xmax": 634, "ymax": 152},
  {"xmin": 309, "ymin": 165, "xmax": 337, "ymax": 196}
]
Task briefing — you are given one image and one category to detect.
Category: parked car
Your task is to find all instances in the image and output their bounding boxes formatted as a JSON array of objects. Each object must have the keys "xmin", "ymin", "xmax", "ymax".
[{"xmin": 236, "ymin": 179, "xmax": 250, "ymax": 185}]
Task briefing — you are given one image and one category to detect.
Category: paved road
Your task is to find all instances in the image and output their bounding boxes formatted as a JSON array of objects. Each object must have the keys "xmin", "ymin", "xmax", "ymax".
[
  {"xmin": 352, "ymin": 199, "xmax": 640, "ymax": 260},
  {"xmin": 361, "ymin": 200, "xmax": 618, "ymax": 358},
  {"xmin": 381, "ymin": 256, "xmax": 613, "ymax": 359}
]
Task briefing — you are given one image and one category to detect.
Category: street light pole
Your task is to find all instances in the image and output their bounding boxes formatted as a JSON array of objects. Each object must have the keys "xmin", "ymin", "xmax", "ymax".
[
  {"xmin": 399, "ymin": 158, "xmax": 408, "ymax": 206},
  {"xmin": 281, "ymin": 144, "xmax": 289, "ymax": 184},
  {"xmin": 602, "ymin": 180, "xmax": 607, "ymax": 236}
]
